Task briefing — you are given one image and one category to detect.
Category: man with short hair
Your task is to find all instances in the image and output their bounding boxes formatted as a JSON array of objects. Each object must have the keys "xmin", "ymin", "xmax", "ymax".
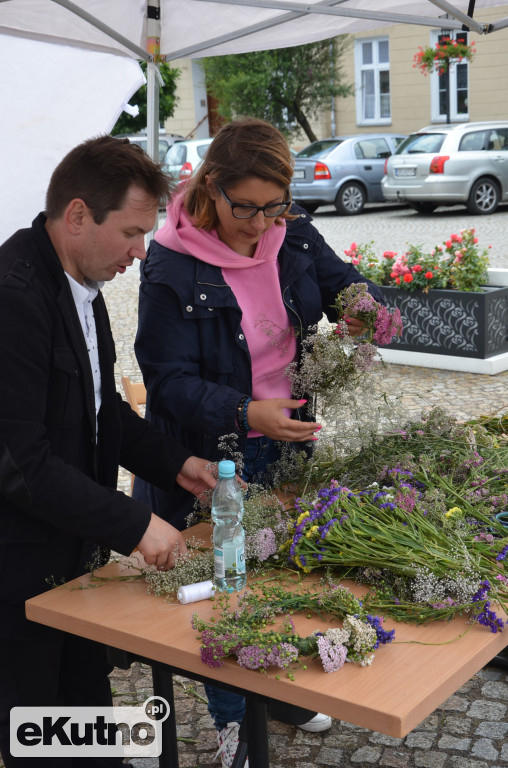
[{"xmin": 0, "ymin": 136, "xmax": 215, "ymax": 767}]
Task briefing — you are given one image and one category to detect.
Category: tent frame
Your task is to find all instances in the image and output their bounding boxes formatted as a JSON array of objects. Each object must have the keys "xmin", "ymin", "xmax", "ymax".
[{"xmin": 19, "ymin": 0, "xmax": 508, "ymax": 160}]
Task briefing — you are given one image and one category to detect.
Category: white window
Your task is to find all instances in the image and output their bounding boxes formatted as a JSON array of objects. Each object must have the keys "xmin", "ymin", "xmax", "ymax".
[
  {"xmin": 355, "ymin": 38, "xmax": 391, "ymax": 125},
  {"xmin": 430, "ymin": 31, "xmax": 470, "ymax": 122}
]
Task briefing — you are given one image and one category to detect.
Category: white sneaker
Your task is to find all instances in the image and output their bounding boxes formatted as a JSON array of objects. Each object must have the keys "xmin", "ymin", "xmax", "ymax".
[
  {"xmin": 297, "ymin": 713, "xmax": 332, "ymax": 733},
  {"xmin": 215, "ymin": 721, "xmax": 249, "ymax": 768}
]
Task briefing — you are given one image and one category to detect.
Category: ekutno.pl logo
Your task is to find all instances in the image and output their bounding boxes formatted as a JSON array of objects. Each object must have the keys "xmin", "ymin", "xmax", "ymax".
[{"xmin": 11, "ymin": 696, "xmax": 170, "ymax": 758}]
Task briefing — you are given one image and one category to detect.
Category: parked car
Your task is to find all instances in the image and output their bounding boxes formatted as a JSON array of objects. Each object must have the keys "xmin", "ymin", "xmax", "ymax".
[
  {"xmin": 382, "ymin": 122, "xmax": 508, "ymax": 215},
  {"xmin": 290, "ymin": 134, "xmax": 406, "ymax": 215},
  {"xmin": 163, "ymin": 137, "xmax": 214, "ymax": 181},
  {"xmin": 120, "ymin": 133, "xmax": 183, "ymax": 162}
]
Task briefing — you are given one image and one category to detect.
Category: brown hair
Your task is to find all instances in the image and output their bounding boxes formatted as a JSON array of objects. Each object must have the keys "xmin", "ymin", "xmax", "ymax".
[
  {"xmin": 184, "ymin": 118, "xmax": 295, "ymax": 230},
  {"xmin": 45, "ymin": 135, "xmax": 171, "ymax": 224}
]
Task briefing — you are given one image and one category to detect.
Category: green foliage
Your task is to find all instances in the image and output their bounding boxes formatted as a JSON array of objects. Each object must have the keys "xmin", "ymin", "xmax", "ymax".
[
  {"xmin": 202, "ymin": 37, "xmax": 354, "ymax": 143},
  {"xmin": 111, "ymin": 61, "xmax": 180, "ymax": 135}
]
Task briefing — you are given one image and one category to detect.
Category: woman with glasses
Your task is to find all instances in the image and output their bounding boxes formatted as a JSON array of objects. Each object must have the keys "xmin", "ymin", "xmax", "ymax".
[{"xmin": 134, "ymin": 118, "xmax": 383, "ymax": 767}]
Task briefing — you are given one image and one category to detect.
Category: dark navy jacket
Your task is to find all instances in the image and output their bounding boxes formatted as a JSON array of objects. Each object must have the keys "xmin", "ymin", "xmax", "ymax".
[{"xmin": 134, "ymin": 207, "xmax": 383, "ymax": 528}]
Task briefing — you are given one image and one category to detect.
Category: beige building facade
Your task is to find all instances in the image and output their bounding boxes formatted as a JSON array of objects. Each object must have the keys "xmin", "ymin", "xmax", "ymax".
[
  {"xmin": 164, "ymin": 58, "xmax": 210, "ymax": 139},
  {"xmin": 323, "ymin": 4, "xmax": 508, "ymax": 140}
]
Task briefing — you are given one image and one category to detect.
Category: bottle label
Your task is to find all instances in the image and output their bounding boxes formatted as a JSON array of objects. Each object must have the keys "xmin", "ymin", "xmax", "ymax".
[
  {"xmin": 214, "ymin": 542, "xmax": 245, "ymax": 578},
  {"xmin": 235, "ymin": 543, "xmax": 246, "ymax": 574},
  {"xmin": 214, "ymin": 547, "xmax": 225, "ymax": 579}
]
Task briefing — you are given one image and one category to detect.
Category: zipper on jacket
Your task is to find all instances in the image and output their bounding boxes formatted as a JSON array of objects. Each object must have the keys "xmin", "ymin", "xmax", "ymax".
[{"xmin": 283, "ymin": 285, "xmax": 304, "ymax": 339}]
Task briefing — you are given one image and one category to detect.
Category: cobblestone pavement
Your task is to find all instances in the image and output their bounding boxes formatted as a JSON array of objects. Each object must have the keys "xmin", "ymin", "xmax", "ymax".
[{"xmin": 99, "ymin": 204, "xmax": 508, "ymax": 768}]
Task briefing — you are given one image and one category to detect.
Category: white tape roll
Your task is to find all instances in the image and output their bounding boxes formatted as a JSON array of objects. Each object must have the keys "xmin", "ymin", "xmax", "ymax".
[{"xmin": 177, "ymin": 580, "xmax": 215, "ymax": 604}]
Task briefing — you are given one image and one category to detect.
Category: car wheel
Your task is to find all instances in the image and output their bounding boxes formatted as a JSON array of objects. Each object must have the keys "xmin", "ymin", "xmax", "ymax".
[
  {"xmin": 466, "ymin": 177, "xmax": 500, "ymax": 215},
  {"xmin": 300, "ymin": 203, "xmax": 319, "ymax": 214},
  {"xmin": 410, "ymin": 202, "xmax": 437, "ymax": 214},
  {"xmin": 335, "ymin": 182, "xmax": 366, "ymax": 215}
]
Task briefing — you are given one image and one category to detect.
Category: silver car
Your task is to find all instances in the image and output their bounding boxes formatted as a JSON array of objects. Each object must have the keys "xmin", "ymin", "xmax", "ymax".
[
  {"xmin": 290, "ymin": 134, "xmax": 406, "ymax": 215},
  {"xmin": 382, "ymin": 121, "xmax": 508, "ymax": 215}
]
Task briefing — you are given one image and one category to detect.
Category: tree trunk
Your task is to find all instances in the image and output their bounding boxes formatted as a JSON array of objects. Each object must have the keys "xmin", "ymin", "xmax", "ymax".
[{"xmin": 291, "ymin": 101, "xmax": 317, "ymax": 143}]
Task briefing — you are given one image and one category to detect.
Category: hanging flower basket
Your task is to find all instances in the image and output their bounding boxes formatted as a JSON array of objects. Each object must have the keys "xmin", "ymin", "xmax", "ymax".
[{"xmin": 413, "ymin": 37, "xmax": 476, "ymax": 76}]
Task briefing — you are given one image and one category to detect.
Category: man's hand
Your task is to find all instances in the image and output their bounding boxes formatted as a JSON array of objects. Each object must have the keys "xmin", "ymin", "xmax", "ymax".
[
  {"xmin": 176, "ymin": 456, "xmax": 217, "ymax": 497},
  {"xmin": 136, "ymin": 513, "xmax": 187, "ymax": 570},
  {"xmin": 248, "ymin": 398, "xmax": 321, "ymax": 442}
]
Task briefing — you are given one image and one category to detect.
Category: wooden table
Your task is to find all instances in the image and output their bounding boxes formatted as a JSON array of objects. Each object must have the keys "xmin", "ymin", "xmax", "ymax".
[{"xmin": 26, "ymin": 523, "xmax": 507, "ymax": 766}]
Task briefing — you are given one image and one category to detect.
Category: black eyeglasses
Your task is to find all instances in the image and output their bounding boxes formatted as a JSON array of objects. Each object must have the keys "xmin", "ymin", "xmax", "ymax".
[{"xmin": 217, "ymin": 186, "xmax": 291, "ymax": 219}]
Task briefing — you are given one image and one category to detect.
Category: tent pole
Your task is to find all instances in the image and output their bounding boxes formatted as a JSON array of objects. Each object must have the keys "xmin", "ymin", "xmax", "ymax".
[{"xmin": 147, "ymin": 1, "xmax": 162, "ymax": 163}]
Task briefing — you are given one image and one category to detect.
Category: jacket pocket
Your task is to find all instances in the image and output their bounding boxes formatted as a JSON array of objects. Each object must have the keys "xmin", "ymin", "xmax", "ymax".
[{"xmin": 45, "ymin": 347, "xmax": 83, "ymax": 427}]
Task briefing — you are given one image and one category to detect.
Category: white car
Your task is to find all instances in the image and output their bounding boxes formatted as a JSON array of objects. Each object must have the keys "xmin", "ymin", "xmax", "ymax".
[
  {"xmin": 163, "ymin": 138, "xmax": 213, "ymax": 181},
  {"xmin": 121, "ymin": 133, "xmax": 183, "ymax": 162}
]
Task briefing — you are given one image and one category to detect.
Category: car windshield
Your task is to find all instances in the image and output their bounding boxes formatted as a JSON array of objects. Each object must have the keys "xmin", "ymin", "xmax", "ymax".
[
  {"xmin": 396, "ymin": 133, "xmax": 446, "ymax": 155},
  {"xmin": 297, "ymin": 140, "xmax": 343, "ymax": 159}
]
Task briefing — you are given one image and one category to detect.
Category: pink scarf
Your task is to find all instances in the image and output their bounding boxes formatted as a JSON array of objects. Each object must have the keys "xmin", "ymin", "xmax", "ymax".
[
  {"xmin": 155, "ymin": 188, "xmax": 286, "ymax": 265},
  {"xmin": 155, "ymin": 190, "xmax": 297, "ymax": 436}
]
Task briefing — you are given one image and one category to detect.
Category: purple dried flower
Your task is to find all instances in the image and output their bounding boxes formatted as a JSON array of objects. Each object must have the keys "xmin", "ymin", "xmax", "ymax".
[{"xmin": 316, "ymin": 635, "xmax": 348, "ymax": 673}]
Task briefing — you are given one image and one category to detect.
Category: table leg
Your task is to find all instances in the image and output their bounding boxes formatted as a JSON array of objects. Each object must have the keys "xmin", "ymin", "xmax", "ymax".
[
  {"xmin": 245, "ymin": 695, "xmax": 269, "ymax": 768},
  {"xmin": 151, "ymin": 662, "xmax": 179, "ymax": 768}
]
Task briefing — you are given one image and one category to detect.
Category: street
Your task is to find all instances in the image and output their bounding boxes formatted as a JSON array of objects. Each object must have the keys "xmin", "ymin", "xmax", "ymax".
[{"xmin": 306, "ymin": 202, "xmax": 508, "ymax": 270}]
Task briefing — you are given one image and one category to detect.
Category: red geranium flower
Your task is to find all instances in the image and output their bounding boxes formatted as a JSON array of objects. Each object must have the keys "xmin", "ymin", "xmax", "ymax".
[
  {"xmin": 425, "ymin": 271, "xmax": 433, "ymax": 279},
  {"xmin": 403, "ymin": 273, "xmax": 413, "ymax": 283}
]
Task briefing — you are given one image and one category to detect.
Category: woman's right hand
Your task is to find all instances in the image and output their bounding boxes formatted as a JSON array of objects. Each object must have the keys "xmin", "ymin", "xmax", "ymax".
[{"xmin": 247, "ymin": 398, "xmax": 321, "ymax": 442}]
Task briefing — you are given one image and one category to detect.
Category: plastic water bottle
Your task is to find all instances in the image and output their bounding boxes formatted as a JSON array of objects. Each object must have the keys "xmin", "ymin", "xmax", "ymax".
[{"xmin": 211, "ymin": 460, "xmax": 247, "ymax": 592}]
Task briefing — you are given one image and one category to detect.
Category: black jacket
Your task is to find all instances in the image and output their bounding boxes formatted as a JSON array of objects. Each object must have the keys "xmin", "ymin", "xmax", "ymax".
[
  {"xmin": 134, "ymin": 207, "xmax": 384, "ymax": 527},
  {"xmin": 0, "ymin": 214, "xmax": 191, "ymax": 637}
]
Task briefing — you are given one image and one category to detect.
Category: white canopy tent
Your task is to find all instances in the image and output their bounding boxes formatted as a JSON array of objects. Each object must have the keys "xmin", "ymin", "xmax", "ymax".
[{"xmin": 0, "ymin": 0, "xmax": 507, "ymax": 242}]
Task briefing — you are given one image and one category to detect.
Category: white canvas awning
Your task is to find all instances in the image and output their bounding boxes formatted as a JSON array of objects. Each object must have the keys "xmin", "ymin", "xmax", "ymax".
[{"xmin": 0, "ymin": 0, "xmax": 507, "ymax": 241}]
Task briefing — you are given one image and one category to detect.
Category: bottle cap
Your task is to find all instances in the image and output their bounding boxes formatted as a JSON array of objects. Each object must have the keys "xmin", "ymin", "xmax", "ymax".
[{"xmin": 218, "ymin": 459, "xmax": 235, "ymax": 478}]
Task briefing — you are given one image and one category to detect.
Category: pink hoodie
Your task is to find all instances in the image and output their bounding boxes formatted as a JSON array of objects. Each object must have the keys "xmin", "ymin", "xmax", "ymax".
[{"xmin": 155, "ymin": 191, "xmax": 297, "ymax": 436}]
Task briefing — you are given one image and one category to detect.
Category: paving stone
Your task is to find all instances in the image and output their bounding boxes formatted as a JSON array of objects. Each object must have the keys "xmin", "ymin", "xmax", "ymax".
[
  {"xmin": 481, "ymin": 681, "xmax": 508, "ymax": 700},
  {"xmin": 441, "ymin": 695, "xmax": 470, "ymax": 712},
  {"xmin": 476, "ymin": 669, "xmax": 505, "ymax": 682},
  {"xmin": 437, "ymin": 735, "xmax": 472, "ymax": 750},
  {"xmin": 475, "ymin": 721, "xmax": 508, "ymax": 738},
  {"xmin": 405, "ymin": 732, "xmax": 437, "ymax": 749},
  {"xmin": 501, "ymin": 743, "xmax": 508, "ymax": 762},
  {"xmin": 470, "ymin": 739, "xmax": 499, "ymax": 761},
  {"xmin": 414, "ymin": 751, "xmax": 447, "ymax": 768},
  {"xmin": 370, "ymin": 732, "xmax": 404, "ymax": 746},
  {"xmin": 350, "ymin": 745, "xmax": 383, "ymax": 763},
  {"xmin": 379, "ymin": 748, "xmax": 411, "ymax": 768},
  {"xmin": 315, "ymin": 746, "xmax": 345, "ymax": 765},
  {"xmin": 467, "ymin": 701, "xmax": 507, "ymax": 720},
  {"xmin": 444, "ymin": 716, "xmax": 472, "ymax": 735},
  {"xmin": 449, "ymin": 758, "xmax": 489, "ymax": 768}
]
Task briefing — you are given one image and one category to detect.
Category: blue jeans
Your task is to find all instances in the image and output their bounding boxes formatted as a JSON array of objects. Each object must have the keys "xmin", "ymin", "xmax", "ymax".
[{"xmin": 205, "ymin": 437, "xmax": 314, "ymax": 730}]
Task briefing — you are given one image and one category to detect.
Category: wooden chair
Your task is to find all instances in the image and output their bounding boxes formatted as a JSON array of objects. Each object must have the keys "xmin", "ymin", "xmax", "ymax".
[
  {"xmin": 121, "ymin": 375, "xmax": 146, "ymax": 418},
  {"xmin": 121, "ymin": 376, "xmax": 147, "ymax": 492}
]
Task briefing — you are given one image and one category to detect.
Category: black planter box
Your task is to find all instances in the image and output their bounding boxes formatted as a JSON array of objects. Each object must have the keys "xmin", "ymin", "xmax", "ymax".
[{"xmin": 379, "ymin": 285, "xmax": 508, "ymax": 358}]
